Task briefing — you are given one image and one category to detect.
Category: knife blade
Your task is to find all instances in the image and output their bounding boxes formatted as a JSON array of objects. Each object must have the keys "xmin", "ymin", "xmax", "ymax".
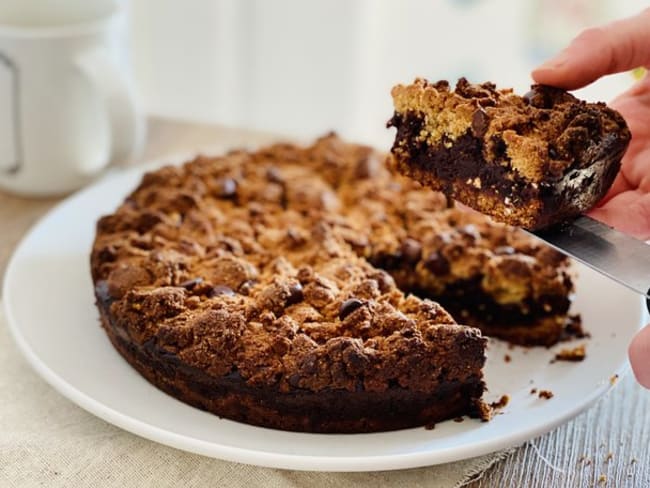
[{"xmin": 529, "ymin": 216, "xmax": 650, "ymax": 312}]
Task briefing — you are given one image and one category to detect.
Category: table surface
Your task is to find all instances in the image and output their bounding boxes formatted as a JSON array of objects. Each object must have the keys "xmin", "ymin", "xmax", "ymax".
[{"xmin": 2, "ymin": 117, "xmax": 649, "ymax": 488}]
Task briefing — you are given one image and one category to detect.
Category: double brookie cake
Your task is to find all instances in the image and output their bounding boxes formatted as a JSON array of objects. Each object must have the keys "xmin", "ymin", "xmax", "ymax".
[
  {"xmin": 91, "ymin": 134, "xmax": 576, "ymax": 433},
  {"xmin": 388, "ymin": 78, "xmax": 631, "ymax": 230}
]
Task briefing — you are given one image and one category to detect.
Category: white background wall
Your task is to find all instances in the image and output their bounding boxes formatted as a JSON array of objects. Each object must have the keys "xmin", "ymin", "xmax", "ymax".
[{"xmin": 126, "ymin": 0, "xmax": 648, "ymax": 147}]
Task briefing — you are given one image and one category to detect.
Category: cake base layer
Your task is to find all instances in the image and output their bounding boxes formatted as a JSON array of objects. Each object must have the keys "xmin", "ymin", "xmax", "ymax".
[{"xmin": 97, "ymin": 294, "xmax": 487, "ymax": 433}]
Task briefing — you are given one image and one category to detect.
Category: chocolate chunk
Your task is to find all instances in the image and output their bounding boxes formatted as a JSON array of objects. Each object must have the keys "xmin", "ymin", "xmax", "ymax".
[
  {"xmin": 339, "ymin": 298, "xmax": 365, "ymax": 321},
  {"xmin": 135, "ymin": 212, "xmax": 163, "ymax": 233},
  {"xmin": 354, "ymin": 152, "xmax": 381, "ymax": 179},
  {"xmin": 266, "ymin": 166, "xmax": 284, "ymax": 183},
  {"xmin": 471, "ymin": 108, "xmax": 489, "ymax": 138},
  {"xmin": 239, "ymin": 280, "xmax": 255, "ymax": 295},
  {"xmin": 459, "ymin": 224, "xmax": 480, "ymax": 242},
  {"xmin": 208, "ymin": 285, "xmax": 235, "ymax": 297},
  {"xmin": 179, "ymin": 277, "xmax": 204, "ymax": 290},
  {"xmin": 216, "ymin": 178, "xmax": 237, "ymax": 198},
  {"xmin": 494, "ymin": 246, "xmax": 515, "ymax": 255},
  {"xmin": 286, "ymin": 282, "xmax": 304, "ymax": 306},
  {"xmin": 401, "ymin": 238, "xmax": 422, "ymax": 264},
  {"xmin": 424, "ymin": 251, "xmax": 450, "ymax": 275},
  {"xmin": 95, "ymin": 280, "xmax": 112, "ymax": 305},
  {"xmin": 96, "ymin": 245, "xmax": 117, "ymax": 263},
  {"xmin": 286, "ymin": 228, "xmax": 306, "ymax": 246},
  {"xmin": 369, "ymin": 251, "xmax": 402, "ymax": 270}
]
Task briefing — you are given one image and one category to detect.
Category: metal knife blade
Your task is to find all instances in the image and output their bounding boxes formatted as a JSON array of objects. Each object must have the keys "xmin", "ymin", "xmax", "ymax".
[{"xmin": 529, "ymin": 216, "xmax": 650, "ymax": 311}]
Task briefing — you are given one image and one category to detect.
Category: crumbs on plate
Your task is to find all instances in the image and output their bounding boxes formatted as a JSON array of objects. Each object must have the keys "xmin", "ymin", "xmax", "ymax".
[{"xmin": 554, "ymin": 344, "xmax": 586, "ymax": 362}]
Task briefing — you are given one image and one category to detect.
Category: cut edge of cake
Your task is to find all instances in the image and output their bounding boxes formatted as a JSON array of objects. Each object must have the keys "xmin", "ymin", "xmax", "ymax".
[{"xmin": 388, "ymin": 78, "xmax": 631, "ymax": 230}]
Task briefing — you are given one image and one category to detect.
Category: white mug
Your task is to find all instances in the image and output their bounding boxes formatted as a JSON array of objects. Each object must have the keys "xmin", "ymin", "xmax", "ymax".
[{"xmin": 0, "ymin": 0, "xmax": 144, "ymax": 196}]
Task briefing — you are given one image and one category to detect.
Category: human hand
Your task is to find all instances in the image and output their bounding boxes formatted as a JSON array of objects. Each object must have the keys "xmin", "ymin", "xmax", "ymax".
[
  {"xmin": 531, "ymin": 8, "xmax": 650, "ymax": 387},
  {"xmin": 532, "ymin": 8, "xmax": 650, "ymax": 241}
]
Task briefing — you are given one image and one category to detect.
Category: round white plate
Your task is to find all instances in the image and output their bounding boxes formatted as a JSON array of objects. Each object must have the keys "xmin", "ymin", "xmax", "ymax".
[{"xmin": 3, "ymin": 159, "xmax": 647, "ymax": 472}]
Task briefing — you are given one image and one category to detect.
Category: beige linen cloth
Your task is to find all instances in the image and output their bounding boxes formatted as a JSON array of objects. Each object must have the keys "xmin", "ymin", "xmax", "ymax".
[{"xmin": 0, "ymin": 303, "xmax": 512, "ymax": 488}]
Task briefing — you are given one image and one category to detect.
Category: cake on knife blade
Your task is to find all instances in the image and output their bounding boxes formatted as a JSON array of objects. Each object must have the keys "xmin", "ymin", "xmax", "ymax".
[{"xmin": 388, "ymin": 78, "xmax": 631, "ymax": 231}]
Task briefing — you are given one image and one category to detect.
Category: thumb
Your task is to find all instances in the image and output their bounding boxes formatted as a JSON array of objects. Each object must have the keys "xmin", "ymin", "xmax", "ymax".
[
  {"xmin": 628, "ymin": 322, "xmax": 650, "ymax": 388},
  {"xmin": 532, "ymin": 8, "xmax": 650, "ymax": 90}
]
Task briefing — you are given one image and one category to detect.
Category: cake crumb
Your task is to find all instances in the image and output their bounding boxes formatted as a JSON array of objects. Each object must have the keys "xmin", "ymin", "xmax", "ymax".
[
  {"xmin": 598, "ymin": 474, "xmax": 607, "ymax": 484},
  {"xmin": 564, "ymin": 313, "xmax": 589, "ymax": 339},
  {"xmin": 530, "ymin": 388, "xmax": 537, "ymax": 395},
  {"xmin": 453, "ymin": 416, "xmax": 465, "ymax": 423},
  {"xmin": 604, "ymin": 452, "xmax": 613, "ymax": 463},
  {"xmin": 554, "ymin": 344, "xmax": 586, "ymax": 362},
  {"xmin": 630, "ymin": 457, "xmax": 637, "ymax": 464},
  {"xmin": 538, "ymin": 390, "xmax": 554, "ymax": 399},
  {"xmin": 490, "ymin": 395, "xmax": 510, "ymax": 410},
  {"xmin": 610, "ymin": 374, "xmax": 619, "ymax": 385},
  {"xmin": 504, "ymin": 354, "xmax": 511, "ymax": 363}
]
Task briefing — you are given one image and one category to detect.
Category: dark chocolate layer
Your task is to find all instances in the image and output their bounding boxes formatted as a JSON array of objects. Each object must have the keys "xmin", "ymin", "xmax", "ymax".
[{"xmin": 389, "ymin": 110, "xmax": 625, "ymax": 230}]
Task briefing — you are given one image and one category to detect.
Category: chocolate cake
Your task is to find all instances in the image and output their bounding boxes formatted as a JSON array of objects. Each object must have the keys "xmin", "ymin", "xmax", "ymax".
[
  {"xmin": 388, "ymin": 78, "xmax": 631, "ymax": 230},
  {"xmin": 91, "ymin": 134, "xmax": 576, "ymax": 433}
]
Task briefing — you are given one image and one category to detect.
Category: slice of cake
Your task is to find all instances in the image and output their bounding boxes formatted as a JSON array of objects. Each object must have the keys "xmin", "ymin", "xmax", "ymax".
[{"xmin": 388, "ymin": 78, "xmax": 631, "ymax": 230}]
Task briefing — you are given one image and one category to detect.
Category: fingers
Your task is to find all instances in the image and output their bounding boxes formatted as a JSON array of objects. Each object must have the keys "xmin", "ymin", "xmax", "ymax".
[
  {"xmin": 629, "ymin": 323, "xmax": 650, "ymax": 388},
  {"xmin": 532, "ymin": 8, "xmax": 650, "ymax": 90},
  {"xmin": 588, "ymin": 191, "xmax": 650, "ymax": 240}
]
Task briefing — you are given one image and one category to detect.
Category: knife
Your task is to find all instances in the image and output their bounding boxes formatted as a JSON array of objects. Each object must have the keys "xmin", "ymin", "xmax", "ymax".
[{"xmin": 529, "ymin": 216, "xmax": 650, "ymax": 314}]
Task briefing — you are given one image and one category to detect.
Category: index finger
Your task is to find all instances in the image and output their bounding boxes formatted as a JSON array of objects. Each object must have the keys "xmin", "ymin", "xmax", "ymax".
[{"xmin": 532, "ymin": 8, "xmax": 650, "ymax": 90}]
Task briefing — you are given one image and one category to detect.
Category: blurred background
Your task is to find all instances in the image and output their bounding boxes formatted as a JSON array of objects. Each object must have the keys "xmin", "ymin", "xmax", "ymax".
[{"xmin": 125, "ymin": 0, "xmax": 647, "ymax": 148}]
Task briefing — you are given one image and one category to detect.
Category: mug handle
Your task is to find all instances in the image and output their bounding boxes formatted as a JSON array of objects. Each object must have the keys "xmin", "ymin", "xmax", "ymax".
[{"xmin": 75, "ymin": 48, "xmax": 143, "ymax": 172}]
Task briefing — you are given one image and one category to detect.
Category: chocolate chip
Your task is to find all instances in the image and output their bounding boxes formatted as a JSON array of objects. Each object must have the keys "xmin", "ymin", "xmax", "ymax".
[
  {"xmin": 369, "ymin": 251, "xmax": 402, "ymax": 270},
  {"xmin": 339, "ymin": 298, "xmax": 365, "ymax": 321},
  {"xmin": 288, "ymin": 373, "xmax": 302, "ymax": 388},
  {"xmin": 96, "ymin": 245, "xmax": 117, "ymax": 263},
  {"xmin": 239, "ymin": 280, "xmax": 255, "ymax": 295},
  {"xmin": 95, "ymin": 281, "xmax": 112, "ymax": 305},
  {"xmin": 179, "ymin": 277, "xmax": 203, "ymax": 290},
  {"xmin": 548, "ymin": 146, "xmax": 558, "ymax": 159},
  {"xmin": 471, "ymin": 108, "xmax": 490, "ymax": 138},
  {"xmin": 424, "ymin": 251, "xmax": 450, "ymax": 275},
  {"xmin": 286, "ymin": 228, "xmax": 306, "ymax": 246},
  {"xmin": 354, "ymin": 152, "xmax": 381, "ymax": 179},
  {"xmin": 494, "ymin": 246, "xmax": 516, "ymax": 255},
  {"xmin": 286, "ymin": 282, "xmax": 304, "ymax": 306},
  {"xmin": 265, "ymin": 166, "xmax": 284, "ymax": 183},
  {"xmin": 216, "ymin": 178, "xmax": 237, "ymax": 198},
  {"xmin": 135, "ymin": 212, "xmax": 163, "ymax": 233},
  {"xmin": 208, "ymin": 285, "xmax": 235, "ymax": 297},
  {"xmin": 401, "ymin": 238, "xmax": 422, "ymax": 264},
  {"xmin": 459, "ymin": 224, "xmax": 480, "ymax": 242}
]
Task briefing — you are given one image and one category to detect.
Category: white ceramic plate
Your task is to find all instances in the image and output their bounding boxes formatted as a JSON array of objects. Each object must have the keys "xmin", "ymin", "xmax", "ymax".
[{"xmin": 3, "ymin": 158, "xmax": 647, "ymax": 472}]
